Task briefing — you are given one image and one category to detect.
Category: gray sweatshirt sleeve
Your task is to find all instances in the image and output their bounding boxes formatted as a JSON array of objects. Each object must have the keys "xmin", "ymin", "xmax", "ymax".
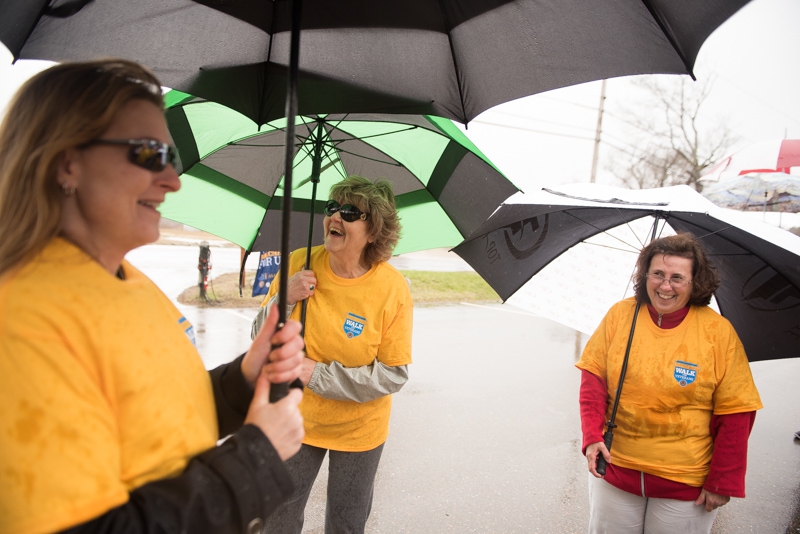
[
  {"xmin": 308, "ymin": 360, "xmax": 408, "ymax": 403},
  {"xmin": 251, "ymin": 296, "xmax": 295, "ymax": 340},
  {"xmin": 252, "ymin": 297, "xmax": 408, "ymax": 403}
]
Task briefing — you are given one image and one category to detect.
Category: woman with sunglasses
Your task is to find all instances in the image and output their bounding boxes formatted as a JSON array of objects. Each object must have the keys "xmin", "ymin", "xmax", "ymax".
[
  {"xmin": 577, "ymin": 233, "xmax": 762, "ymax": 533},
  {"xmin": 253, "ymin": 175, "xmax": 412, "ymax": 533},
  {"xmin": 0, "ymin": 59, "xmax": 307, "ymax": 533}
]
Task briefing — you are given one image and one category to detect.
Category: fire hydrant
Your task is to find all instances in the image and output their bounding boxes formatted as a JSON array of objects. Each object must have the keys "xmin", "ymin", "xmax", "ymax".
[{"xmin": 198, "ymin": 241, "xmax": 211, "ymax": 301}]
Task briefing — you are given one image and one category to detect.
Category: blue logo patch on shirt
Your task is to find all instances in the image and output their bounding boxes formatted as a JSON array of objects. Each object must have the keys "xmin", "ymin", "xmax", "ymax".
[
  {"xmin": 673, "ymin": 360, "xmax": 697, "ymax": 387},
  {"xmin": 179, "ymin": 316, "xmax": 196, "ymax": 346},
  {"xmin": 343, "ymin": 313, "xmax": 366, "ymax": 339}
]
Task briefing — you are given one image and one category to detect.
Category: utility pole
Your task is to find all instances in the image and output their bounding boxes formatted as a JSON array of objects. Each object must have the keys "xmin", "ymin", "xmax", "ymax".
[
  {"xmin": 590, "ymin": 79, "xmax": 607, "ymax": 184},
  {"xmin": 576, "ymin": 79, "xmax": 608, "ymax": 360}
]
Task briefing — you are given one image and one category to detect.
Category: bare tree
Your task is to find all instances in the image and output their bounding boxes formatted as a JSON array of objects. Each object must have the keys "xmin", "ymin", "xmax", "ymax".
[{"xmin": 608, "ymin": 77, "xmax": 738, "ymax": 191}]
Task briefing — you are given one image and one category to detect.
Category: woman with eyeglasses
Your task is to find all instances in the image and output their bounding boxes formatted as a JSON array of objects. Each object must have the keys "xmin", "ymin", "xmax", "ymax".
[
  {"xmin": 576, "ymin": 233, "xmax": 762, "ymax": 533},
  {"xmin": 252, "ymin": 175, "xmax": 412, "ymax": 533},
  {"xmin": 0, "ymin": 59, "xmax": 307, "ymax": 534}
]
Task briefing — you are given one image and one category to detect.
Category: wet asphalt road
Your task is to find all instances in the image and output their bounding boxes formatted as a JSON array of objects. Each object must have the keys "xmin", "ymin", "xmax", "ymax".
[{"xmin": 127, "ymin": 243, "xmax": 800, "ymax": 533}]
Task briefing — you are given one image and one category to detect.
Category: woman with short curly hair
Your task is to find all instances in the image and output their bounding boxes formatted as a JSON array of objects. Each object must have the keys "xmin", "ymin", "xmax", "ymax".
[
  {"xmin": 577, "ymin": 233, "xmax": 761, "ymax": 533},
  {"xmin": 254, "ymin": 175, "xmax": 413, "ymax": 533}
]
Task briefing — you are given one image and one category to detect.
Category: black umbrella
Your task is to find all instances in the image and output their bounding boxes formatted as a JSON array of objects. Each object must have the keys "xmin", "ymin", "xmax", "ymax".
[
  {"xmin": 2, "ymin": 0, "xmax": 752, "ymax": 125},
  {"xmin": 453, "ymin": 183, "xmax": 800, "ymax": 363},
  {"xmin": 1, "ymin": 0, "xmax": 753, "ymax": 400}
]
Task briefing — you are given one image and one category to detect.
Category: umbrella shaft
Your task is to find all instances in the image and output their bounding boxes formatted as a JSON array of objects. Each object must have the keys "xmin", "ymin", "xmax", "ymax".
[{"xmin": 272, "ymin": 0, "xmax": 303, "ymax": 404}]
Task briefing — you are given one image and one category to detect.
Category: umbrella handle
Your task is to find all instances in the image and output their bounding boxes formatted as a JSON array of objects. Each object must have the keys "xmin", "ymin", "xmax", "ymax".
[
  {"xmin": 269, "ymin": 381, "xmax": 290, "ymax": 403},
  {"xmin": 596, "ymin": 429, "xmax": 614, "ymax": 476},
  {"xmin": 266, "ymin": 331, "xmax": 305, "ymax": 402}
]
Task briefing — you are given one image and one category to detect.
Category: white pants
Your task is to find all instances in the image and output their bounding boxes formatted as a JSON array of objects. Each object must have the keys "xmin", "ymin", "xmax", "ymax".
[{"xmin": 588, "ymin": 474, "xmax": 718, "ymax": 534}]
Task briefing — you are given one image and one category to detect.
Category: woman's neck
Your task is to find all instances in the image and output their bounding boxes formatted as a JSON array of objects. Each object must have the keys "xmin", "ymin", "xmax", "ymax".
[
  {"xmin": 59, "ymin": 232, "xmax": 124, "ymax": 276},
  {"xmin": 646, "ymin": 304, "xmax": 690, "ymax": 329},
  {"xmin": 328, "ymin": 252, "xmax": 371, "ymax": 279}
]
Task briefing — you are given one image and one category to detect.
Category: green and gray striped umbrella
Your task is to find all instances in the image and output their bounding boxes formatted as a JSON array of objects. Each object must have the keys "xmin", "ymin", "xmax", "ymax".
[{"xmin": 161, "ymin": 90, "xmax": 519, "ymax": 255}]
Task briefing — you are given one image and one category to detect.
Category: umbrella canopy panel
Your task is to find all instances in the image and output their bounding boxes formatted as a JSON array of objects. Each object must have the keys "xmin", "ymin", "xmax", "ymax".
[
  {"xmin": 668, "ymin": 211, "xmax": 800, "ymax": 362},
  {"xmin": 454, "ymin": 185, "xmax": 800, "ymax": 362},
  {"xmin": 3, "ymin": 0, "xmax": 751, "ymax": 125},
  {"xmin": 161, "ymin": 96, "xmax": 518, "ymax": 253},
  {"xmin": 702, "ymin": 173, "xmax": 800, "ymax": 213}
]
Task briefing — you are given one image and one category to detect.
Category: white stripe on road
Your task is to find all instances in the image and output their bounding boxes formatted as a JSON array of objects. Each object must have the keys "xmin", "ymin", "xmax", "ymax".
[{"xmin": 224, "ymin": 309, "xmax": 258, "ymax": 322}]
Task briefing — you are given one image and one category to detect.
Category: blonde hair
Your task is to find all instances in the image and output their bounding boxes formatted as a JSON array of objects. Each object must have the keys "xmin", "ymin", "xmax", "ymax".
[
  {"xmin": 329, "ymin": 176, "xmax": 402, "ymax": 265},
  {"xmin": 0, "ymin": 59, "xmax": 164, "ymax": 276}
]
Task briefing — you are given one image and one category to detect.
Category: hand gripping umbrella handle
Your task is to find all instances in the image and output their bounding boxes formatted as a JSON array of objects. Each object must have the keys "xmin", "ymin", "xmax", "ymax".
[
  {"xmin": 269, "ymin": 381, "xmax": 290, "ymax": 403},
  {"xmin": 596, "ymin": 430, "xmax": 614, "ymax": 476},
  {"xmin": 268, "ymin": 325, "xmax": 305, "ymax": 403},
  {"xmin": 268, "ymin": 335, "xmax": 290, "ymax": 403}
]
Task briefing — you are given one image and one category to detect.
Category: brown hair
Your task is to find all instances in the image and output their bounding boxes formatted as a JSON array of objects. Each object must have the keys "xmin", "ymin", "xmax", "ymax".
[
  {"xmin": 328, "ymin": 175, "xmax": 401, "ymax": 265},
  {"xmin": 633, "ymin": 233, "xmax": 720, "ymax": 307},
  {"xmin": 0, "ymin": 59, "xmax": 164, "ymax": 276}
]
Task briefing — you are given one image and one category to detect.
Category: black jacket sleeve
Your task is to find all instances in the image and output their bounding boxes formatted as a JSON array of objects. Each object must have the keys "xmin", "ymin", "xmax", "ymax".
[
  {"xmin": 61, "ymin": 424, "xmax": 294, "ymax": 534},
  {"xmin": 209, "ymin": 353, "xmax": 254, "ymax": 437}
]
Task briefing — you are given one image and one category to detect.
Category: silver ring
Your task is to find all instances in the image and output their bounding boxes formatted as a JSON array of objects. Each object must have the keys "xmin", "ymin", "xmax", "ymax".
[{"xmin": 309, "ymin": 284, "xmax": 315, "ymax": 291}]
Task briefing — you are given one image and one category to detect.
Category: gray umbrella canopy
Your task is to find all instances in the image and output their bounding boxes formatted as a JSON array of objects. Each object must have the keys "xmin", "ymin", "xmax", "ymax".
[
  {"xmin": 161, "ymin": 93, "xmax": 519, "ymax": 254},
  {"xmin": 2, "ymin": 0, "xmax": 751, "ymax": 125},
  {"xmin": 453, "ymin": 184, "xmax": 800, "ymax": 363}
]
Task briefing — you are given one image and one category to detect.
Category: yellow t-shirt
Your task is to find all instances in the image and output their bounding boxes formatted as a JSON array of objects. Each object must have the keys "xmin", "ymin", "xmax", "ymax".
[
  {"xmin": 0, "ymin": 238, "xmax": 217, "ymax": 534},
  {"xmin": 265, "ymin": 246, "xmax": 413, "ymax": 451},
  {"xmin": 577, "ymin": 298, "xmax": 762, "ymax": 487}
]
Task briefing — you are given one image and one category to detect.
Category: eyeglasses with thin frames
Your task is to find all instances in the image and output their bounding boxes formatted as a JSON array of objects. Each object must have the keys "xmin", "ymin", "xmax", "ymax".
[
  {"xmin": 83, "ymin": 139, "xmax": 178, "ymax": 172},
  {"xmin": 324, "ymin": 200, "xmax": 369, "ymax": 222},
  {"xmin": 647, "ymin": 272, "xmax": 692, "ymax": 288}
]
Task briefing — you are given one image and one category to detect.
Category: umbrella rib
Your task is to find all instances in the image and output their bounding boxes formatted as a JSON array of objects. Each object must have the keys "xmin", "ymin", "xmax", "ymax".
[
  {"xmin": 434, "ymin": 0, "xmax": 468, "ymax": 123},
  {"xmin": 580, "ymin": 242, "xmax": 643, "ymax": 255},
  {"xmin": 639, "ymin": 0, "xmax": 695, "ymax": 79},
  {"xmin": 331, "ymin": 147, "xmax": 404, "ymax": 167},
  {"xmin": 668, "ymin": 214, "xmax": 798, "ymax": 285},
  {"xmin": 312, "ymin": 142, "xmax": 348, "ymax": 181},
  {"xmin": 562, "ymin": 209, "xmax": 653, "ymax": 253},
  {"xmin": 258, "ymin": 5, "xmax": 278, "ymax": 125},
  {"xmin": 321, "ymin": 114, "xmax": 351, "ymax": 135},
  {"xmin": 328, "ymin": 125, "xmax": 420, "ymax": 143},
  {"xmin": 650, "ymin": 216, "xmax": 669, "ymax": 244},
  {"xmin": 616, "ymin": 210, "xmax": 666, "ymax": 250},
  {"xmin": 256, "ymin": 118, "xmax": 420, "ymax": 169}
]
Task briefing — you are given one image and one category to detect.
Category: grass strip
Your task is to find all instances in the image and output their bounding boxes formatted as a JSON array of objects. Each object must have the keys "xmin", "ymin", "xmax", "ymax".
[{"xmin": 177, "ymin": 270, "xmax": 500, "ymax": 308}]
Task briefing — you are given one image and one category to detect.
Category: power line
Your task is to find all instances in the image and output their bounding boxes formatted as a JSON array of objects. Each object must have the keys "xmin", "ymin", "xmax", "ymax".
[
  {"xmin": 536, "ymin": 93, "xmax": 605, "ymax": 112},
  {"xmin": 470, "ymin": 119, "xmax": 596, "ymax": 141},
  {"xmin": 715, "ymin": 72, "xmax": 800, "ymax": 127},
  {"xmin": 487, "ymin": 109, "xmax": 599, "ymax": 133},
  {"xmin": 470, "ymin": 117, "xmax": 635, "ymax": 151}
]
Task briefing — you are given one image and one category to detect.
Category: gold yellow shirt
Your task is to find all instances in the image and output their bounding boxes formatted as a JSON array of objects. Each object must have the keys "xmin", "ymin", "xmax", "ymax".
[
  {"xmin": 0, "ymin": 239, "xmax": 217, "ymax": 533},
  {"xmin": 577, "ymin": 298, "xmax": 762, "ymax": 487},
  {"xmin": 266, "ymin": 246, "xmax": 413, "ymax": 451}
]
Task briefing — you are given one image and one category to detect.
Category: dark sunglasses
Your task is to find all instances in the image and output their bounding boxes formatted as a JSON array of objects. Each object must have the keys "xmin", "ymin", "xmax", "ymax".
[
  {"xmin": 84, "ymin": 139, "xmax": 178, "ymax": 172},
  {"xmin": 324, "ymin": 200, "xmax": 369, "ymax": 222}
]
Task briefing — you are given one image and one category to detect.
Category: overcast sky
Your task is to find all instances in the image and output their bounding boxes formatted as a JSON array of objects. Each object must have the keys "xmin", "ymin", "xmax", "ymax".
[
  {"xmin": 2, "ymin": 0, "xmax": 798, "ymax": 195},
  {"xmin": 454, "ymin": 0, "xmax": 800, "ymax": 192}
]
